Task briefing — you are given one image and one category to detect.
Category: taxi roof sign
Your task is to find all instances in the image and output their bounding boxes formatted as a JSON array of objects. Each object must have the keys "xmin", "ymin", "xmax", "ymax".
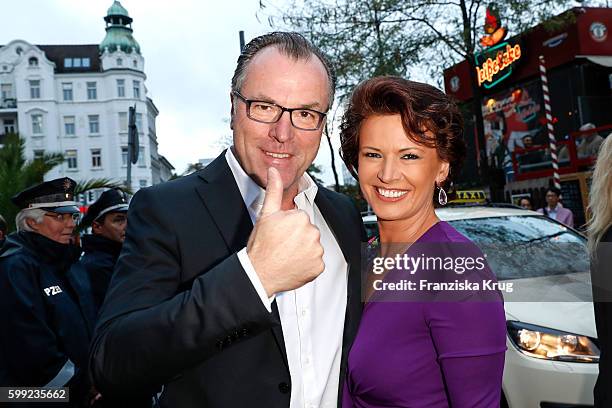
[{"xmin": 450, "ymin": 190, "xmax": 487, "ymax": 204}]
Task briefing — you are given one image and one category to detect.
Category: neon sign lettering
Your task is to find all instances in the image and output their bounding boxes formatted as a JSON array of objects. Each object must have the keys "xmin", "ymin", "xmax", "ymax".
[{"xmin": 475, "ymin": 43, "xmax": 522, "ymax": 88}]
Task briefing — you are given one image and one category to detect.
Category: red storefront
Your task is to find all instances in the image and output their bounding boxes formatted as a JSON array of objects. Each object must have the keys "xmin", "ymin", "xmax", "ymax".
[{"xmin": 444, "ymin": 7, "xmax": 612, "ymax": 228}]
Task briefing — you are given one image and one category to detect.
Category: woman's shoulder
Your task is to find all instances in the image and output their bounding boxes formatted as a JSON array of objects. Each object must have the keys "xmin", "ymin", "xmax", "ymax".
[{"xmin": 421, "ymin": 221, "xmax": 474, "ymax": 247}]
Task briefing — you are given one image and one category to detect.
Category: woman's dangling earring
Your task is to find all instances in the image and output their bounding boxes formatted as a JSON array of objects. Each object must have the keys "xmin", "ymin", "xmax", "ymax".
[{"xmin": 437, "ymin": 183, "xmax": 448, "ymax": 206}]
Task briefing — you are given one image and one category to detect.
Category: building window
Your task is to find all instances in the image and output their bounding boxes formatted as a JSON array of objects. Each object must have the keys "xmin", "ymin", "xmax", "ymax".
[
  {"xmin": 117, "ymin": 58, "xmax": 123, "ymax": 67},
  {"xmin": 29, "ymin": 80, "xmax": 41, "ymax": 99},
  {"xmin": 62, "ymin": 82, "xmax": 73, "ymax": 101},
  {"xmin": 121, "ymin": 147, "xmax": 128, "ymax": 166},
  {"xmin": 133, "ymin": 80, "xmax": 140, "ymax": 99},
  {"xmin": 64, "ymin": 116, "xmax": 76, "ymax": 136},
  {"xmin": 88, "ymin": 115, "xmax": 100, "ymax": 134},
  {"xmin": 33, "ymin": 149, "xmax": 44, "ymax": 160},
  {"xmin": 63, "ymin": 58, "xmax": 90, "ymax": 69},
  {"xmin": 31, "ymin": 114, "xmax": 43, "ymax": 134},
  {"xmin": 3, "ymin": 119, "xmax": 15, "ymax": 134},
  {"xmin": 133, "ymin": 59, "xmax": 138, "ymax": 68},
  {"xmin": 117, "ymin": 79, "xmax": 125, "ymax": 97},
  {"xmin": 91, "ymin": 149, "xmax": 102, "ymax": 168},
  {"xmin": 135, "ymin": 113, "xmax": 143, "ymax": 131},
  {"xmin": 118, "ymin": 112, "xmax": 128, "ymax": 131},
  {"xmin": 137, "ymin": 146, "xmax": 145, "ymax": 166},
  {"xmin": 65, "ymin": 149, "xmax": 78, "ymax": 169},
  {"xmin": 139, "ymin": 179, "xmax": 147, "ymax": 188},
  {"xmin": 87, "ymin": 82, "xmax": 97, "ymax": 100},
  {"xmin": 28, "ymin": 57, "xmax": 38, "ymax": 67},
  {"xmin": 1, "ymin": 83, "xmax": 12, "ymax": 100}
]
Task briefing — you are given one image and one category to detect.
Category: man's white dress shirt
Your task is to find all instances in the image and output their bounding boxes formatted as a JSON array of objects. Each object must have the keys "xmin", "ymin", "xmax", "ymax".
[{"xmin": 226, "ymin": 148, "xmax": 348, "ymax": 408}]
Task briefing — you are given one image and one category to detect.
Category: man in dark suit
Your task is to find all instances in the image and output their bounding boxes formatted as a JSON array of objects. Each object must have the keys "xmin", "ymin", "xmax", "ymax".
[{"xmin": 90, "ymin": 32, "xmax": 364, "ymax": 408}]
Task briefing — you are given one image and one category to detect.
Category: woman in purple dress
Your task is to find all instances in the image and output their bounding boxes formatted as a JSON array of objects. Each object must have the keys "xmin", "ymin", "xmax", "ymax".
[{"xmin": 339, "ymin": 76, "xmax": 507, "ymax": 408}]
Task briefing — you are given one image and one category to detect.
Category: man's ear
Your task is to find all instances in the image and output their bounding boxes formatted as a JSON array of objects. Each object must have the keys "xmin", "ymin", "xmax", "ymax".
[
  {"xmin": 26, "ymin": 217, "xmax": 40, "ymax": 232},
  {"xmin": 91, "ymin": 220, "xmax": 103, "ymax": 234}
]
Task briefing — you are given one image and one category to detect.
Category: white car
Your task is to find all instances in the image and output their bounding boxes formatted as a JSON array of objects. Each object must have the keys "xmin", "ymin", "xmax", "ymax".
[{"xmin": 363, "ymin": 206, "xmax": 598, "ymax": 408}]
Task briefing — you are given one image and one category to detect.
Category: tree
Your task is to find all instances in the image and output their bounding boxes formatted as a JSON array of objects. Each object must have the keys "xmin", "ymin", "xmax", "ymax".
[
  {"xmin": 258, "ymin": 0, "xmax": 576, "ymax": 192},
  {"xmin": 307, "ymin": 163, "xmax": 324, "ymax": 184},
  {"xmin": 338, "ymin": 183, "xmax": 369, "ymax": 213},
  {"xmin": 0, "ymin": 134, "xmax": 124, "ymax": 233},
  {"xmin": 182, "ymin": 162, "xmax": 205, "ymax": 176}
]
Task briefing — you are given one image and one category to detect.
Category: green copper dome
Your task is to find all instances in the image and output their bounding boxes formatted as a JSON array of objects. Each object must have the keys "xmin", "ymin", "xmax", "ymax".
[
  {"xmin": 99, "ymin": 1, "xmax": 140, "ymax": 54},
  {"xmin": 107, "ymin": 1, "xmax": 129, "ymax": 17}
]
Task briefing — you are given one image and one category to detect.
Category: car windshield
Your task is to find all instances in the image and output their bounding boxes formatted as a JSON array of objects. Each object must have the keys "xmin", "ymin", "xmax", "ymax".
[{"xmin": 448, "ymin": 215, "xmax": 589, "ymax": 281}]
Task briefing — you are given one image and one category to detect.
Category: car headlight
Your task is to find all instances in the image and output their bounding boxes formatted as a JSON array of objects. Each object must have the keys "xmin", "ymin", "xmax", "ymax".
[{"xmin": 507, "ymin": 321, "xmax": 599, "ymax": 363}]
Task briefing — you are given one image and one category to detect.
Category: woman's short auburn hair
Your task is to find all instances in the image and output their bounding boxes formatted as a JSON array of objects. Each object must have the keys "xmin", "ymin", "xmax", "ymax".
[{"xmin": 339, "ymin": 76, "xmax": 466, "ymax": 190}]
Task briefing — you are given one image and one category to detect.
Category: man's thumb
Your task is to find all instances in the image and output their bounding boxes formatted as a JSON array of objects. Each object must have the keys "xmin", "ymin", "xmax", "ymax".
[{"xmin": 260, "ymin": 167, "xmax": 283, "ymax": 217}]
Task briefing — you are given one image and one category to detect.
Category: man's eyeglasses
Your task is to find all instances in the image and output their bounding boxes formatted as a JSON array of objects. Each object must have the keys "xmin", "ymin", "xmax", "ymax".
[
  {"xmin": 232, "ymin": 91, "xmax": 327, "ymax": 131},
  {"xmin": 45, "ymin": 212, "xmax": 80, "ymax": 223}
]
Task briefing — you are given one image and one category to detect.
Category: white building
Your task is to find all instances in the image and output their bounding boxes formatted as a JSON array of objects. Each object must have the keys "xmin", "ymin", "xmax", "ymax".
[{"xmin": 0, "ymin": 1, "xmax": 174, "ymax": 201}]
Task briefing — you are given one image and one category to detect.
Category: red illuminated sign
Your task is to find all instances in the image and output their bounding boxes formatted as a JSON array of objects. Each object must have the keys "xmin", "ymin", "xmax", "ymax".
[{"xmin": 475, "ymin": 43, "xmax": 522, "ymax": 88}]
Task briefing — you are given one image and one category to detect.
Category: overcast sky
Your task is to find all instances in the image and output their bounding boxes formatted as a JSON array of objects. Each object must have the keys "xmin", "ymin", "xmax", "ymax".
[{"xmin": 2, "ymin": 0, "xmax": 349, "ymax": 181}]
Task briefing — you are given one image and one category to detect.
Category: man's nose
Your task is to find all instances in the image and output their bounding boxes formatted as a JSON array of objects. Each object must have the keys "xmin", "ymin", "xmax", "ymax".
[{"xmin": 269, "ymin": 111, "xmax": 294, "ymax": 143}]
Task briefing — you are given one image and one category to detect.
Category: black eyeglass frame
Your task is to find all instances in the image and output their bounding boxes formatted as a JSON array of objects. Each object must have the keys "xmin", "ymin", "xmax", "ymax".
[
  {"xmin": 44, "ymin": 212, "xmax": 81, "ymax": 222},
  {"xmin": 232, "ymin": 91, "xmax": 327, "ymax": 131}
]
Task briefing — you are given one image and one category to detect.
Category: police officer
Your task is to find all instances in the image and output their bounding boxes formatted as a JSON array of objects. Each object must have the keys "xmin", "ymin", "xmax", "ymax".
[
  {"xmin": 78, "ymin": 190, "xmax": 152, "ymax": 408},
  {"xmin": 80, "ymin": 189, "xmax": 128, "ymax": 312},
  {"xmin": 0, "ymin": 178, "xmax": 96, "ymax": 407}
]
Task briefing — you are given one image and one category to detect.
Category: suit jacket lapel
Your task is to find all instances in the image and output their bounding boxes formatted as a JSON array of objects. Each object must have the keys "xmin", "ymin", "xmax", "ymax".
[
  {"xmin": 195, "ymin": 153, "xmax": 253, "ymax": 254},
  {"xmin": 194, "ymin": 152, "xmax": 289, "ymax": 371}
]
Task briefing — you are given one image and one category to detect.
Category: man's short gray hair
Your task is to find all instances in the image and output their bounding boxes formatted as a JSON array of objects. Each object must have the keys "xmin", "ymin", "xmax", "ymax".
[
  {"xmin": 15, "ymin": 208, "xmax": 45, "ymax": 232},
  {"xmin": 231, "ymin": 32, "xmax": 336, "ymax": 110}
]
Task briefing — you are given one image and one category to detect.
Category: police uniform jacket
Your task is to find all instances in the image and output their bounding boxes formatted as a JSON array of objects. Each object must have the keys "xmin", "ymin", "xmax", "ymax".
[
  {"xmin": 79, "ymin": 234, "xmax": 122, "ymax": 312},
  {"xmin": 0, "ymin": 231, "xmax": 97, "ymax": 405}
]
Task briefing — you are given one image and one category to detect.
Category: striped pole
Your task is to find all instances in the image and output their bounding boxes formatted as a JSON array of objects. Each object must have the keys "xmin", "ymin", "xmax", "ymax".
[{"xmin": 539, "ymin": 55, "xmax": 561, "ymax": 189}]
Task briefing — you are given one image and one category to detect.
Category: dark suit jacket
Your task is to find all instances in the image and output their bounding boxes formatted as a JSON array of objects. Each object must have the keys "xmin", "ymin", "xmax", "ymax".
[{"xmin": 89, "ymin": 153, "xmax": 364, "ymax": 408}]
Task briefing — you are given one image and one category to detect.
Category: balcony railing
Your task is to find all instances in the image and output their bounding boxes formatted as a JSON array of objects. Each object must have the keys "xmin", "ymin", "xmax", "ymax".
[{"xmin": 0, "ymin": 98, "xmax": 17, "ymax": 109}]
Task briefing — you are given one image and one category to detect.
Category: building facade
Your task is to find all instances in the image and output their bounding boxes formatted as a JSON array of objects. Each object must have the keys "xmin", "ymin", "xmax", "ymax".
[
  {"xmin": 444, "ymin": 7, "xmax": 611, "ymax": 227},
  {"xmin": 0, "ymin": 1, "xmax": 173, "ymax": 201}
]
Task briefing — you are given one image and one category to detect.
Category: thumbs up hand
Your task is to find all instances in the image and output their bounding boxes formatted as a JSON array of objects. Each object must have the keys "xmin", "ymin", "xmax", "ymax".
[{"xmin": 247, "ymin": 167, "xmax": 325, "ymax": 297}]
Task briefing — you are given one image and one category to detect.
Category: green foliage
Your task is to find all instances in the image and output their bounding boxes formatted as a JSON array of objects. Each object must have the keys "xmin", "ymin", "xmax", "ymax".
[
  {"xmin": 307, "ymin": 163, "xmax": 324, "ymax": 184},
  {"xmin": 182, "ymin": 162, "xmax": 205, "ymax": 176},
  {"xmin": 0, "ymin": 134, "xmax": 126, "ymax": 233},
  {"xmin": 74, "ymin": 179, "xmax": 128, "ymax": 197},
  {"xmin": 0, "ymin": 134, "xmax": 63, "ymax": 233},
  {"xmin": 337, "ymin": 182, "xmax": 369, "ymax": 213},
  {"xmin": 259, "ymin": 0, "xmax": 576, "ymax": 94}
]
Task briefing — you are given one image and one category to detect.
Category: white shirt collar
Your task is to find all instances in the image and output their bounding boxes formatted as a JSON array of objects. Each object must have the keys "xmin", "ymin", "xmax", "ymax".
[{"xmin": 224, "ymin": 148, "xmax": 318, "ymax": 212}]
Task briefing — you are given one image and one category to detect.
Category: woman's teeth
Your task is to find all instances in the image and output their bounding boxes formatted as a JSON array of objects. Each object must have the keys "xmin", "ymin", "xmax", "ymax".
[{"xmin": 377, "ymin": 188, "xmax": 408, "ymax": 198}]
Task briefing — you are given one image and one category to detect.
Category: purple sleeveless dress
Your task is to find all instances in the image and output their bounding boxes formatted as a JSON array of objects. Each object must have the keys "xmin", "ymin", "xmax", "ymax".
[{"xmin": 343, "ymin": 222, "xmax": 507, "ymax": 408}]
